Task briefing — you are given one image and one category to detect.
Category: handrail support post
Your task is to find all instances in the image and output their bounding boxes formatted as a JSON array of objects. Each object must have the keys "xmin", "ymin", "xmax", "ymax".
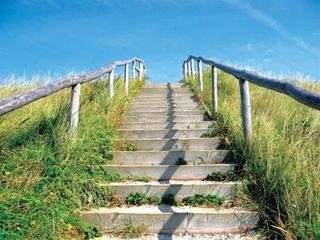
[
  {"xmin": 70, "ymin": 83, "xmax": 81, "ymax": 138},
  {"xmin": 198, "ymin": 59, "xmax": 203, "ymax": 92},
  {"xmin": 183, "ymin": 62, "xmax": 187, "ymax": 79},
  {"xmin": 124, "ymin": 63, "xmax": 129, "ymax": 94},
  {"xmin": 212, "ymin": 65, "xmax": 218, "ymax": 116},
  {"xmin": 139, "ymin": 62, "xmax": 144, "ymax": 81},
  {"xmin": 191, "ymin": 59, "xmax": 195, "ymax": 78},
  {"xmin": 109, "ymin": 69, "xmax": 114, "ymax": 98},
  {"xmin": 239, "ymin": 78, "xmax": 252, "ymax": 141},
  {"xmin": 132, "ymin": 61, "xmax": 136, "ymax": 80}
]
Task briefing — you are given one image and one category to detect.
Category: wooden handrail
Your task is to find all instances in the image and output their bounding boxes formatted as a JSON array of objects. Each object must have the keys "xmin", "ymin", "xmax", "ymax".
[
  {"xmin": 183, "ymin": 55, "xmax": 320, "ymax": 141},
  {"xmin": 0, "ymin": 57, "xmax": 145, "ymax": 137}
]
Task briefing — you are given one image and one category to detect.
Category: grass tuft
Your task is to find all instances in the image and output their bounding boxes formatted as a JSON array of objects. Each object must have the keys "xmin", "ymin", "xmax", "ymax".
[
  {"xmin": 182, "ymin": 194, "xmax": 224, "ymax": 208},
  {"xmin": 111, "ymin": 218, "xmax": 148, "ymax": 239}
]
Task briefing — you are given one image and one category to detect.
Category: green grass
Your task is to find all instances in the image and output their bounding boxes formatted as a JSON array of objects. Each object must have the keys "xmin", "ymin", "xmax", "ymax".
[
  {"xmin": 110, "ymin": 218, "xmax": 148, "ymax": 239},
  {"xmin": 204, "ymin": 170, "xmax": 239, "ymax": 181},
  {"xmin": 185, "ymin": 69, "xmax": 320, "ymax": 239},
  {"xmin": 0, "ymin": 77, "xmax": 145, "ymax": 239},
  {"xmin": 123, "ymin": 192, "xmax": 225, "ymax": 208},
  {"xmin": 182, "ymin": 194, "xmax": 224, "ymax": 208}
]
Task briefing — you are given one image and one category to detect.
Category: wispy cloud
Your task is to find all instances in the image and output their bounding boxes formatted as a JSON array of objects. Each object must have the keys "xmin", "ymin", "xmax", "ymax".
[{"xmin": 223, "ymin": 0, "xmax": 320, "ymax": 56}]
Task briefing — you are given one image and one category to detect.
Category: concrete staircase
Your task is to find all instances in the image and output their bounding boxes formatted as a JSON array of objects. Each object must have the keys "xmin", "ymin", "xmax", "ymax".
[{"xmin": 82, "ymin": 83, "xmax": 259, "ymax": 235}]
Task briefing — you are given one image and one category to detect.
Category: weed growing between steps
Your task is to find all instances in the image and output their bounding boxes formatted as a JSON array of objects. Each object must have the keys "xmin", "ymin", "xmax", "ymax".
[
  {"xmin": 110, "ymin": 218, "xmax": 148, "ymax": 239},
  {"xmin": 119, "ymin": 175, "xmax": 152, "ymax": 183},
  {"xmin": 113, "ymin": 141, "xmax": 138, "ymax": 151},
  {"xmin": 125, "ymin": 192, "xmax": 162, "ymax": 206},
  {"xmin": 185, "ymin": 69, "xmax": 320, "ymax": 239},
  {"xmin": 182, "ymin": 194, "xmax": 224, "ymax": 208},
  {"xmin": 122, "ymin": 192, "xmax": 225, "ymax": 208},
  {"xmin": 0, "ymin": 77, "xmax": 145, "ymax": 239},
  {"xmin": 204, "ymin": 170, "xmax": 239, "ymax": 181}
]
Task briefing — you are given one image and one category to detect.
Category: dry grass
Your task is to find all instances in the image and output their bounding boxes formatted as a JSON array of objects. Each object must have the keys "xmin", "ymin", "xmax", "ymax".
[
  {"xmin": 0, "ymin": 76, "xmax": 145, "ymax": 239},
  {"xmin": 185, "ymin": 68, "xmax": 320, "ymax": 239}
]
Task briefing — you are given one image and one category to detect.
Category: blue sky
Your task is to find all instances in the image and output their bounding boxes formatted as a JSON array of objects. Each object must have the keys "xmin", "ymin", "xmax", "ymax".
[{"xmin": 0, "ymin": 0, "xmax": 319, "ymax": 83}]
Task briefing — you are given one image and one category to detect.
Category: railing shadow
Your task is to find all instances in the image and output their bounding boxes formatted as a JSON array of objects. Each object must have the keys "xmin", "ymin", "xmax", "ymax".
[{"xmin": 157, "ymin": 83, "xmax": 188, "ymax": 239}]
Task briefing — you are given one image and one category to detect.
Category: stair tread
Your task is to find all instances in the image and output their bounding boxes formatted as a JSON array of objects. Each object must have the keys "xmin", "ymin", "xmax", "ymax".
[
  {"xmin": 103, "ymin": 180, "xmax": 240, "ymax": 186},
  {"xmin": 81, "ymin": 205, "xmax": 256, "ymax": 214},
  {"xmin": 111, "ymin": 150, "xmax": 227, "ymax": 153}
]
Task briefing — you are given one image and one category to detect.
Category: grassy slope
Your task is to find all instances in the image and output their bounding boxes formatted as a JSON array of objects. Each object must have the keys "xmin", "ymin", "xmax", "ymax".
[
  {"xmin": 0, "ymin": 77, "xmax": 145, "ymax": 239},
  {"xmin": 185, "ymin": 69, "xmax": 320, "ymax": 239}
]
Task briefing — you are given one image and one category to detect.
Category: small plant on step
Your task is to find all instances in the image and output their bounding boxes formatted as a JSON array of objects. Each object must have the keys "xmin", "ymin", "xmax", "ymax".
[
  {"xmin": 182, "ymin": 194, "xmax": 224, "ymax": 208},
  {"xmin": 113, "ymin": 142, "xmax": 138, "ymax": 151},
  {"xmin": 111, "ymin": 218, "xmax": 148, "ymax": 239},
  {"xmin": 125, "ymin": 192, "xmax": 161, "ymax": 206},
  {"xmin": 175, "ymin": 157, "xmax": 187, "ymax": 165},
  {"xmin": 121, "ymin": 175, "xmax": 152, "ymax": 182},
  {"xmin": 204, "ymin": 170, "xmax": 239, "ymax": 181}
]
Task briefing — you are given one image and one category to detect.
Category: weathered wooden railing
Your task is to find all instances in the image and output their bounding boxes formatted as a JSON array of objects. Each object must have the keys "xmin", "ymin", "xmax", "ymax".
[
  {"xmin": 183, "ymin": 55, "xmax": 320, "ymax": 141},
  {"xmin": 0, "ymin": 57, "xmax": 145, "ymax": 137}
]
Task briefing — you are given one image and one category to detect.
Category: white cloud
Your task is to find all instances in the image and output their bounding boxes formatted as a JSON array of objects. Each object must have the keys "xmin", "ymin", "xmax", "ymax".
[{"xmin": 223, "ymin": 0, "xmax": 320, "ymax": 56}]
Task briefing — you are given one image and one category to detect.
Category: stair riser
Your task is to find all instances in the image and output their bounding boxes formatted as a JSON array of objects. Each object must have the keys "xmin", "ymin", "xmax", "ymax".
[
  {"xmin": 141, "ymin": 90, "xmax": 191, "ymax": 94},
  {"xmin": 112, "ymin": 150, "xmax": 229, "ymax": 165},
  {"xmin": 126, "ymin": 111, "xmax": 202, "ymax": 117},
  {"xmin": 129, "ymin": 107, "xmax": 200, "ymax": 112},
  {"xmin": 131, "ymin": 99, "xmax": 198, "ymax": 105},
  {"xmin": 138, "ymin": 92, "xmax": 194, "ymax": 96},
  {"xmin": 82, "ymin": 211, "xmax": 259, "ymax": 234},
  {"xmin": 143, "ymin": 84, "xmax": 185, "ymax": 88},
  {"xmin": 123, "ymin": 115, "xmax": 206, "ymax": 122},
  {"xmin": 115, "ymin": 138, "xmax": 220, "ymax": 151},
  {"xmin": 107, "ymin": 165, "xmax": 235, "ymax": 180},
  {"xmin": 119, "ymin": 129, "xmax": 208, "ymax": 139},
  {"xmin": 120, "ymin": 122, "xmax": 213, "ymax": 130},
  {"xmin": 133, "ymin": 96, "xmax": 195, "ymax": 101},
  {"xmin": 107, "ymin": 182, "xmax": 238, "ymax": 199}
]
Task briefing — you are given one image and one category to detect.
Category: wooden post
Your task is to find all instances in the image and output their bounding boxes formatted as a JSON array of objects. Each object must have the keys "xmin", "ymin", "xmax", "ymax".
[
  {"xmin": 139, "ymin": 62, "xmax": 144, "ymax": 81},
  {"xmin": 191, "ymin": 59, "xmax": 195, "ymax": 78},
  {"xmin": 183, "ymin": 62, "xmax": 187, "ymax": 79},
  {"xmin": 109, "ymin": 69, "xmax": 114, "ymax": 98},
  {"xmin": 124, "ymin": 63, "xmax": 129, "ymax": 94},
  {"xmin": 70, "ymin": 83, "xmax": 81, "ymax": 138},
  {"xmin": 198, "ymin": 60, "xmax": 203, "ymax": 92},
  {"xmin": 212, "ymin": 66, "xmax": 218, "ymax": 115},
  {"xmin": 239, "ymin": 79, "xmax": 252, "ymax": 141},
  {"xmin": 187, "ymin": 61, "xmax": 191, "ymax": 78},
  {"xmin": 132, "ymin": 61, "xmax": 136, "ymax": 80}
]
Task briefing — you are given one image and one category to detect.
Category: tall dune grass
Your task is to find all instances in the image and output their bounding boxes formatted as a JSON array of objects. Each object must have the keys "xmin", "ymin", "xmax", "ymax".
[
  {"xmin": 185, "ymin": 69, "xmax": 320, "ymax": 239},
  {"xmin": 0, "ymin": 77, "xmax": 145, "ymax": 239}
]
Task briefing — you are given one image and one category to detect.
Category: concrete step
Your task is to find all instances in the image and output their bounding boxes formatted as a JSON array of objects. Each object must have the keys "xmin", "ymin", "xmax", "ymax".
[
  {"xmin": 114, "ymin": 138, "xmax": 220, "ymax": 151},
  {"xmin": 81, "ymin": 205, "xmax": 259, "ymax": 234},
  {"xmin": 133, "ymin": 96, "xmax": 196, "ymax": 101},
  {"xmin": 131, "ymin": 99, "xmax": 198, "ymax": 104},
  {"xmin": 138, "ymin": 91, "xmax": 193, "ymax": 95},
  {"xmin": 104, "ymin": 180, "xmax": 239, "ymax": 199},
  {"xmin": 106, "ymin": 164, "xmax": 235, "ymax": 180},
  {"xmin": 129, "ymin": 106, "xmax": 200, "ymax": 112},
  {"xmin": 126, "ymin": 111, "xmax": 203, "ymax": 118},
  {"xmin": 143, "ymin": 83, "xmax": 185, "ymax": 88},
  {"xmin": 119, "ymin": 121, "xmax": 213, "ymax": 130},
  {"xmin": 137, "ymin": 94, "xmax": 195, "ymax": 99},
  {"xmin": 111, "ymin": 150, "xmax": 229, "ymax": 165},
  {"xmin": 118, "ymin": 129, "xmax": 209, "ymax": 139},
  {"xmin": 130, "ymin": 102, "xmax": 199, "ymax": 108},
  {"xmin": 123, "ymin": 114, "xmax": 206, "ymax": 123},
  {"xmin": 141, "ymin": 89, "xmax": 191, "ymax": 93}
]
